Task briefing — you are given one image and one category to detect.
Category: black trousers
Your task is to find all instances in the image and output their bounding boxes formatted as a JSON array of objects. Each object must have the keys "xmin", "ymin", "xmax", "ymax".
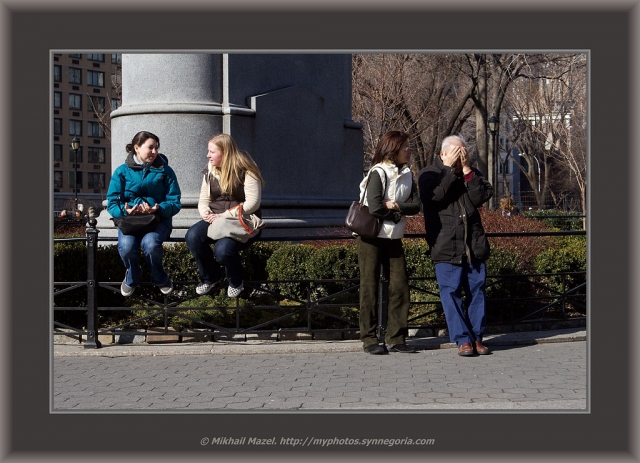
[{"xmin": 357, "ymin": 236, "xmax": 410, "ymax": 347}]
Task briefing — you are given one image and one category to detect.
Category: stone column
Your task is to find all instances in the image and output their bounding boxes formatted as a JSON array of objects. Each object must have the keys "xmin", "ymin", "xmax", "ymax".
[
  {"xmin": 98, "ymin": 53, "xmax": 363, "ymax": 238},
  {"xmin": 98, "ymin": 53, "xmax": 228, "ymax": 236}
]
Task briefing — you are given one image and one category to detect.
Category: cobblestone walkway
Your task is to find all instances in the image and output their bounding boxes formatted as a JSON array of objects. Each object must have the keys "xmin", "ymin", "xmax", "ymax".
[{"xmin": 53, "ymin": 340, "xmax": 586, "ymax": 410}]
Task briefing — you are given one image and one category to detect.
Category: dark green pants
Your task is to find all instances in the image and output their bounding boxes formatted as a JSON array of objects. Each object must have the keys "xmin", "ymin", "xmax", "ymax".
[{"xmin": 357, "ymin": 236, "xmax": 410, "ymax": 347}]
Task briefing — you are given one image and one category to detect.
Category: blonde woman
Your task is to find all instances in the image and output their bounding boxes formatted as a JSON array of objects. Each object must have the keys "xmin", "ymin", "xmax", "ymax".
[{"xmin": 185, "ymin": 134, "xmax": 265, "ymax": 298}]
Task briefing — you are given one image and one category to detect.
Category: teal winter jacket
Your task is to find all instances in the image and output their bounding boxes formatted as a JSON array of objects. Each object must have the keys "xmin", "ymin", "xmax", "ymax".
[{"xmin": 106, "ymin": 152, "xmax": 182, "ymax": 228}]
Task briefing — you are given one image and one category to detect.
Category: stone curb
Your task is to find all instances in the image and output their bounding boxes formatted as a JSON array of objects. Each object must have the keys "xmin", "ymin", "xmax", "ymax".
[{"xmin": 53, "ymin": 327, "xmax": 586, "ymax": 357}]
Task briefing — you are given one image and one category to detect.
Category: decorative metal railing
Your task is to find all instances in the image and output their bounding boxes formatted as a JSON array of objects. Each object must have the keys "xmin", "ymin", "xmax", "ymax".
[{"xmin": 53, "ymin": 218, "xmax": 586, "ymax": 348}]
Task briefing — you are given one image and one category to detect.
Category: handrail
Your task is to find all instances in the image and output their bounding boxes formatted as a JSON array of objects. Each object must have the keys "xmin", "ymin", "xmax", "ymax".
[{"xmin": 54, "ymin": 218, "xmax": 586, "ymax": 349}]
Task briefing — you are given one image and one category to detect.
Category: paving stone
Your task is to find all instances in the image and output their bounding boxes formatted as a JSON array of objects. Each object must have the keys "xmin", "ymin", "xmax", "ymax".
[{"xmin": 54, "ymin": 336, "xmax": 587, "ymax": 411}]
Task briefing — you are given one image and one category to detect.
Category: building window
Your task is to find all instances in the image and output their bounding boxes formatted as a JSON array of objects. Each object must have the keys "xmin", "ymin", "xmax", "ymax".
[
  {"xmin": 111, "ymin": 73, "xmax": 122, "ymax": 89},
  {"xmin": 111, "ymin": 54, "xmax": 122, "ymax": 65},
  {"xmin": 54, "ymin": 144, "xmax": 63, "ymax": 162},
  {"xmin": 88, "ymin": 147, "xmax": 105, "ymax": 163},
  {"xmin": 68, "ymin": 67, "xmax": 82, "ymax": 84},
  {"xmin": 88, "ymin": 173, "xmax": 105, "ymax": 189},
  {"xmin": 88, "ymin": 95, "xmax": 105, "ymax": 112},
  {"xmin": 87, "ymin": 70, "xmax": 104, "ymax": 87},
  {"xmin": 54, "ymin": 171, "xmax": 63, "ymax": 189},
  {"xmin": 69, "ymin": 119, "xmax": 82, "ymax": 136},
  {"xmin": 88, "ymin": 121, "xmax": 104, "ymax": 138},
  {"xmin": 87, "ymin": 54, "xmax": 105, "ymax": 62},
  {"xmin": 54, "ymin": 118, "xmax": 62, "ymax": 135},
  {"xmin": 69, "ymin": 147, "xmax": 83, "ymax": 163},
  {"xmin": 54, "ymin": 92, "xmax": 62, "ymax": 108},
  {"xmin": 69, "ymin": 54, "xmax": 82, "ymax": 59},
  {"xmin": 69, "ymin": 93, "xmax": 82, "ymax": 110},
  {"xmin": 54, "ymin": 65, "xmax": 62, "ymax": 82},
  {"xmin": 69, "ymin": 171, "xmax": 83, "ymax": 190},
  {"xmin": 111, "ymin": 98, "xmax": 121, "ymax": 110}
]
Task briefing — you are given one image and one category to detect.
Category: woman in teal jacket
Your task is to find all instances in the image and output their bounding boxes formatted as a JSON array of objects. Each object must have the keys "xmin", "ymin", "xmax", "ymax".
[{"xmin": 106, "ymin": 131, "xmax": 182, "ymax": 297}]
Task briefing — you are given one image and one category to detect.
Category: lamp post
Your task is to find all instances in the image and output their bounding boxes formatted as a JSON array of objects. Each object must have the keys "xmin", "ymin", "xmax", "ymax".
[
  {"xmin": 70, "ymin": 137, "xmax": 80, "ymax": 213},
  {"xmin": 488, "ymin": 115, "xmax": 499, "ymax": 209}
]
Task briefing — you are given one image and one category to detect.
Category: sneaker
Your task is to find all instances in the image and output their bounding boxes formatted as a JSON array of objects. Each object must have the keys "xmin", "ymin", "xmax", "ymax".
[
  {"xmin": 227, "ymin": 283, "xmax": 244, "ymax": 298},
  {"xmin": 121, "ymin": 279, "xmax": 135, "ymax": 297},
  {"xmin": 388, "ymin": 344, "xmax": 417, "ymax": 353},
  {"xmin": 363, "ymin": 344, "xmax": 387, "ymax": 355},
  {"xmin": 159, "ymin": 279, "xmax": 173, "ymax": 295},
  {"xmin": 196, "ymin": 282, "xmax": 213, "ymax": 296}
]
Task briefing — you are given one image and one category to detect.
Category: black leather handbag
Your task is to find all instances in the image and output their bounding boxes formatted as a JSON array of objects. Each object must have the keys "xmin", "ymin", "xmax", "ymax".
[
  {"xmin": 345, "ymin": 168, "xmax": 387, "ymax": 239},
  {"xmin": 111, "ymin": 213, "xmax": 160, "ymax": 236}
]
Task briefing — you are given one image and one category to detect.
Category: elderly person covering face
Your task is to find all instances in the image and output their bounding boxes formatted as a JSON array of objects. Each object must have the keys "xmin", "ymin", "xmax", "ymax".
[{"xmin": 418, "ymin": 135, "xmax": 493, "ymax": 357}]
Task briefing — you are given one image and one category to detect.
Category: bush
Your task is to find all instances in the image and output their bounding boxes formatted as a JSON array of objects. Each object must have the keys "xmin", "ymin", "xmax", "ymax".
[
  {"xmin": 54, "ymin": 221, "xmax": 587, "ymax": 332},
  {"xmin": 481, "ymin": 209, "xmax": 552, "ymax": 271},
  {"xmin": 522, "ymin": 209, "xmax": 584, "ymax": 230},
  {"xmin": 265, "ymin": 243, "xmax": 317, "ymax": 300},
  {"xmin": 534, "ymin": 235, "xmax": 587, "ymax": 292}
]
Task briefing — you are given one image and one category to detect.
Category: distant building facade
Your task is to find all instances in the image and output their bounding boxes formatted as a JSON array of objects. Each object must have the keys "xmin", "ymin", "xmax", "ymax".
[{"xmin": 53, "ymin": 53, "xmax": 121, "ymax": 214}]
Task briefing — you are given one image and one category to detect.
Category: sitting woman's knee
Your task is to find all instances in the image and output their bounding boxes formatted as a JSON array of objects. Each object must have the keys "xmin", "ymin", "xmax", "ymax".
[{"xmin": 213, "ymin": 242, "xmax": 238, "ymax": 264}]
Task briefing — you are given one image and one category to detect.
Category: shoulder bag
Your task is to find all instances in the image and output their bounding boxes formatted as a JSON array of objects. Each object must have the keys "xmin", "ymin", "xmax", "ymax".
[
  {"xmin": 345, "ymin": 168, "xmax": 387, "ymax": 239},
  {"xmin": 111, "ymin": 181, "xmax": 161, "ymax": 236},
  {"xmin": 207, "ymin": 204, "xmax": 265, "ymax": 243}
]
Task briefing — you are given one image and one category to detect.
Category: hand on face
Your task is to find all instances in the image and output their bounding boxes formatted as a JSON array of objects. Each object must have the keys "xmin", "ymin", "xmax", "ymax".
[{"xmin": 441, "ymin": 145, "xmax": 469, "ymax": 173}]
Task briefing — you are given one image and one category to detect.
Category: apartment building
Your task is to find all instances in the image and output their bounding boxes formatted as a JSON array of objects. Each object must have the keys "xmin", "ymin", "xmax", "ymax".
[{"xmin": 53, "ymin": 53, "xmax": 121, "ymax": 214}]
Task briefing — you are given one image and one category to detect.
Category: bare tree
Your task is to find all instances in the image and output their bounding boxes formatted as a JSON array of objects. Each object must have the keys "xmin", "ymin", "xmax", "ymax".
[
  {"xmin": 87, "ymin": 57, "xmax": 122, "ymax": 142},
  {"xmin": 352, "ymin": 53, "xmax": 472, "ymax": 173},
  {"xmin": 352, "ymin": 52, "xmax": 587, "ymax": 214},
  {"xmin": 503, "ymin": 54, "xmax": 587, "ymax": 215}
]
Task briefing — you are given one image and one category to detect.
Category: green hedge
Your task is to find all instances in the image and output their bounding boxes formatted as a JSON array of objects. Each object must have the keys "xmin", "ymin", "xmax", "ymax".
[
  {"xmin": 522, "ymin": 210, "xmax": 584, "ymax": 230},
  {"xmin": 534, "ymin": 235, "xmax": 587, "ymax": 292},
  {"xmin": 54, "ymin": 233, "xmax": 586, "ymax": 330}
]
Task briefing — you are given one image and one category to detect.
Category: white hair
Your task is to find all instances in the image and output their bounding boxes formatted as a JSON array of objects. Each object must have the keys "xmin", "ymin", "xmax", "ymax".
[{"xmin": 441, "ymin": 135, "xmax": 466, "ymax": 152}]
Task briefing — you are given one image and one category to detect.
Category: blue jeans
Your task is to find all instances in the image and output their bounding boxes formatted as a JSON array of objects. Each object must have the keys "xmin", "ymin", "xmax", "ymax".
[
  {"xmin": 117, "ymin": 222, "xmax": 172, "ymax": 287},
  {"xmin": 435, "ymin": 260, "xmax": 487, "ymax": 346},
  {"xmin": 185, "ymin": 219, "xmax": 255, "ymax": 288}
]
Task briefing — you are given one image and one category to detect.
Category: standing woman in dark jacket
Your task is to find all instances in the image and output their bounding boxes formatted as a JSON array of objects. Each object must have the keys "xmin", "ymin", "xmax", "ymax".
[
  {"xmin": 185, "ymin": 134, "xmax": 264, "ymax": 298},
  {"xmin": 418, "ymin": 135, "xmax": 493, "ymax": 356},
  {"xmin": 106, "ymin": 131, "xmax": 182, "ymax": 297},
  {"xmin": 357, "ymin": 131, "xmax": 421, "ymax": 355}
]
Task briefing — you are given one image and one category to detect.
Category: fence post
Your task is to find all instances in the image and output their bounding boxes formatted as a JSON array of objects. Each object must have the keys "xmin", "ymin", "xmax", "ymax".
[
  {"xmin": 84, "ymin": 217, "xmax": 102, "ymax": 349},
  {"xmin": 377, "ymin": 263, "xmax": 388, "ymax": 345},
  {"xmin": 306, "ymin": 280, "xmax": 312, "ymax": 333}
]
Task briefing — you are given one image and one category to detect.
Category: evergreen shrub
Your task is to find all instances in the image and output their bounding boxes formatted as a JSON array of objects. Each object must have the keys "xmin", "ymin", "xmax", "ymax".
[{"xmin": 54, "ymin": 217, "xmax": 587, "ymax": 331}]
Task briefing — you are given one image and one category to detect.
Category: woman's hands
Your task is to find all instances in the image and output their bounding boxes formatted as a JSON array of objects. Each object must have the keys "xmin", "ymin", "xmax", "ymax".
[
  {"xmin": 203, "ymin": 210, "xmax": 219, "ymax": 224},
  {"xmin": 125, "ymin": 202, "xmax": 159, "ymax": 215},
  {"xmin": 384, "ymin": 200, "xmax": 399, "ymax": 211}
]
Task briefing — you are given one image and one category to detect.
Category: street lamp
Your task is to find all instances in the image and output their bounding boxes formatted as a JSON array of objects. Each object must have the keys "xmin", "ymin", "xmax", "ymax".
[
  {"xmin": 488, "ymin": 115, "xmax": 499, "ymax": 208},
  {"xmin": 518, "ymin": 152, "xmax": 540, "ymax": 192},
  {"xmin": 70, "ymin": 137, "xmax": 80, "ymax": 213}
]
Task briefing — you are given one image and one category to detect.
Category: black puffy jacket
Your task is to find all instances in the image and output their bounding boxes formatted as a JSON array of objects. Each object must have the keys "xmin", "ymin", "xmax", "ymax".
[{"xmin": 417, "ymin": 155, "xmax": 493, "ymax": 264}]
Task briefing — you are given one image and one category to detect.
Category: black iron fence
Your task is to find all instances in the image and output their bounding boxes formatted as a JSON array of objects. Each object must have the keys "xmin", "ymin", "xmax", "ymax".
[{"xmin": 53, "ymin": 219, "xmax": 586, "ymax": 349}]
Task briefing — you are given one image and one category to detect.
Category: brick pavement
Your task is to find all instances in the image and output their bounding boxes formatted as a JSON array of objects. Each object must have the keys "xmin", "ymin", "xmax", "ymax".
[{"xmin": 53, "ymin": 334, "xmax": 587, "ymax": 411}]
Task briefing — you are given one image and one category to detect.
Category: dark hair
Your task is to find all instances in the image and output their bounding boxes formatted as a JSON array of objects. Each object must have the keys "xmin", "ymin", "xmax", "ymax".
[
  {"xmin": 126, "ymin": 131, "xmax": 160, "ymax": 153},
  {"xmin": 371, "ymin": 131, "xmax": 409, "ymax": 166}
]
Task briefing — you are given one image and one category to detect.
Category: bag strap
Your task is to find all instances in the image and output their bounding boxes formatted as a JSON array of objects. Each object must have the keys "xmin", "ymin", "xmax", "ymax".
[
  {"xmin": 359, "ymin": 167, "xmax": 388, "ymax": 204},
  {"xmin": 229, "ymin": 204, "xmax": 254, "ymax": 234}
]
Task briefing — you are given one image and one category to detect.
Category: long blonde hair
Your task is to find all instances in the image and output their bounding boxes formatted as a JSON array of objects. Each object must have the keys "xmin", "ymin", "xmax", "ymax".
[{"xmin": 208, "ymin": 134, "xmax": 265, "ymax": 194}]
